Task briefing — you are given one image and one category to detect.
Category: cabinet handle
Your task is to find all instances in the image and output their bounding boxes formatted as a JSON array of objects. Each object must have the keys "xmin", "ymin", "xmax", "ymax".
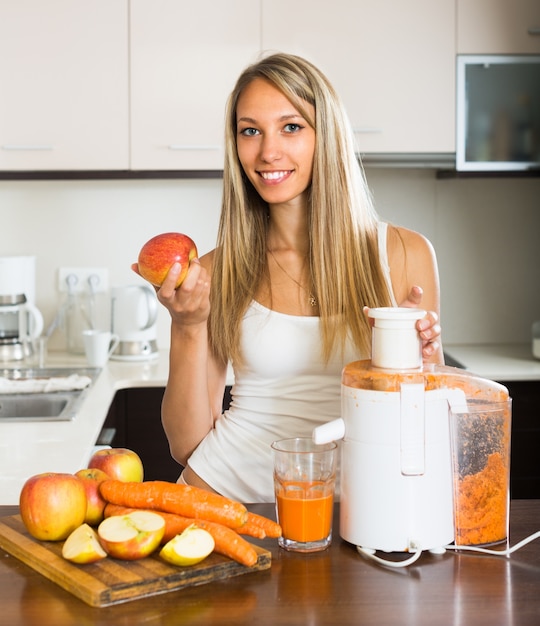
[
  {"xmin": 1, "ymin": 144, "xmax": 54, "ymax": 151},
  {"xmin": 528, "ymin": 27, "xmax": 540, "ymax": 35},
  {"xmin": 168, "ymin": 144, "xmax": 220, "ymax": 151},
  {"xmin": 353, "ymin": 127, "xmax": 383, "ymax": 134}
]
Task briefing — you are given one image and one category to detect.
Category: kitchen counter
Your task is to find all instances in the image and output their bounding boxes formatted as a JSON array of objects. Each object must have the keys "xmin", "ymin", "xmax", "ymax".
[
  {"xmin": 1, "ymin": 501, "xmax": 539, "ymax": 625},
  {"xmin": 1, "ymin": 343, "xmax": 539, "ymax": 506},
  {"xmin": 0, "ymin": 350, "xmax": 172, "ymax": 505},
  {"xmin": 444, "ymin": 343, "xmax": 540, "ymax": 382}
]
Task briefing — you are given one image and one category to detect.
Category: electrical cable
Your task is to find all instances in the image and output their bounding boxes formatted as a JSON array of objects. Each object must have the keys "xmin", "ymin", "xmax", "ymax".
[{"xmin": 356, "ymin": 530, "xmax": 540, "ymax": 568}]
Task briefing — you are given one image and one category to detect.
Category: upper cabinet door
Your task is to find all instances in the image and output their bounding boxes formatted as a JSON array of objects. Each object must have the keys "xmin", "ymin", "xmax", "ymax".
[
  {"xmin": 130, "ymin": 0, "xmax": 261, "ymax": 171},
  {"xmin": 0, "ymin": 1, "xmax": 129, "ymax": 171},
  {"xmin": 458, "ymin": 0, "xmax": 540, "ymax": 54},
  {"xmin": 262, "ymin": 0, "xmax": 455, "ymax": 155}
]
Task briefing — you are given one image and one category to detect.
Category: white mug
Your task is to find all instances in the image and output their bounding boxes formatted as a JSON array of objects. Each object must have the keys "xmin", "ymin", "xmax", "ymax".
[{"xmin": 82, "ymin": 330, "xmax": 120, "ymax": 367}]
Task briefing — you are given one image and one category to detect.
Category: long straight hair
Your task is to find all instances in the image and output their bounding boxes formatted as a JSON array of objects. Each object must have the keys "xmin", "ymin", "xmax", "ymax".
[{"xmin": 209, "ymin": 53, "xmax": 394, "ymax": 366}]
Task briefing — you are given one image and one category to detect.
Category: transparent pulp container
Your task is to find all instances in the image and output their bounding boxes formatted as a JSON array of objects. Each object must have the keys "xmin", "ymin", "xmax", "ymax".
[{"xmin": 450, "ymin": 398, "xmax": 511, "ymax": 546}]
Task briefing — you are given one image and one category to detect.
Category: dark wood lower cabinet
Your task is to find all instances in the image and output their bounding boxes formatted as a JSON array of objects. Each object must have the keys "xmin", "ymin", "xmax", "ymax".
[
  {"xmin": 98, "ymin": 386, "xmax": 234, "ymax": 483},
  {"xmin": 499, "ymin": 380, "xmax": 540, "ymax": 499},
  {"xmin": 100, "ymin": 387, "xmax": 183, "ymax": 482},
  {"xmin": 99, "ymin": 382, "xmax": 539, "ymax": 498}
]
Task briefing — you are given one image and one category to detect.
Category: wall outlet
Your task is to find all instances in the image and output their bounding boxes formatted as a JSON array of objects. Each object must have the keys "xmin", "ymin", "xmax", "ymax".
[{"xmin": 57, "ymin": 267, "xmax": 109, "ymax": 293}]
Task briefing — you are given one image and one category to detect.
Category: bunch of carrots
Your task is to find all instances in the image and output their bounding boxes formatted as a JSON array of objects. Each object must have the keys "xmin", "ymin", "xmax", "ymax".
[{"xmin": 99, "ymin": 479, "xmax": 281, "ymax": 567}]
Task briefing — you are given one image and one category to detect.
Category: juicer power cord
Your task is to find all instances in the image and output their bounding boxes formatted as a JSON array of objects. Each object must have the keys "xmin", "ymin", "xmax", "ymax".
[{"xmin": 357, "ymin": 530, "xmax": 540, "ymax": 569}]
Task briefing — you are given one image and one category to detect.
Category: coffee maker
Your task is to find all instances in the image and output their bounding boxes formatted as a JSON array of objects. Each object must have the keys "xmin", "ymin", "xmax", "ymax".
[{"xmin": 0, "ymin": 256, "xmax": 44, "ymax": 362}]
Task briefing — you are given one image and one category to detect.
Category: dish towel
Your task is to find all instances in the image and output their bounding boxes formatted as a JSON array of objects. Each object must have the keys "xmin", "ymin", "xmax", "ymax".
[{"xmin": 0, "ymin": 374, "xmax": 92, "ymax": 394}]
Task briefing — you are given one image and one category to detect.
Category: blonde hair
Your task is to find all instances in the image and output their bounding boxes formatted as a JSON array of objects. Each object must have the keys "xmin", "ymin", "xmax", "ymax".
[{"xmin": 209, "ymin": 52, "xmax": 393, "ymax": 365}]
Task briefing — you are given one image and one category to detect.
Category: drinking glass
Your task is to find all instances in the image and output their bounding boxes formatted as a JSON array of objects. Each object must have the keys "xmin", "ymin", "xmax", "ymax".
[{"xmin": 271, "ymin": 437, "xmax": 337, "ymax": 552}]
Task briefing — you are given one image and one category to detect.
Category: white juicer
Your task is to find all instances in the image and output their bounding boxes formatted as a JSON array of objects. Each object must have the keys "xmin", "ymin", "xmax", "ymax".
[{"xmin": 313, "ymin": 308, "xmax": 511, "ymax": 556}]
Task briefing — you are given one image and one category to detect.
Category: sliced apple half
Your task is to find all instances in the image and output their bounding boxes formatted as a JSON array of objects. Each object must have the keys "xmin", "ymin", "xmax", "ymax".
[
  {"xmin": 62, "ymin": 523, "xmax": 108, "ymax": 564},
  {"xmin": 97, "ymin": 510, "xmax": 165, "ymax": 560},
  {"xmin": 160, "ymin": 524, "xmax": 215, "ymax": 567}
]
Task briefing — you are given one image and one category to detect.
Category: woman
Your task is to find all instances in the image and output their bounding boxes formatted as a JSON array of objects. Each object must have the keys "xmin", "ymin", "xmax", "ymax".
[{"xmin": 135, "ymin": 53, "xmax": 442, "ymax": 502}]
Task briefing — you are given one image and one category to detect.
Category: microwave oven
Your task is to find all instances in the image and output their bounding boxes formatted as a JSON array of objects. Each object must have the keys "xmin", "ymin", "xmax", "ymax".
[{"xmin": 456, "ymin": 55, "xmax": 540, "ymax": 172}]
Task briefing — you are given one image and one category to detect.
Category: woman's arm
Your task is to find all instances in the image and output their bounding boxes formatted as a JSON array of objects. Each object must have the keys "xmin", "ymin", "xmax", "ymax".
[
  {"xmin": 136, "ymin": 252, "xmax": 227, "ymax": 466},
  {"xmin": 387, "ymin": 225, "xmax": 444, "ymax": 365}
]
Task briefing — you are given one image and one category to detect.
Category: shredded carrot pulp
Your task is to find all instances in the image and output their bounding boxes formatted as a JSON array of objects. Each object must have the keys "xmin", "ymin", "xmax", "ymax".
[{"xmin": 454, "ymin": 452, "xmax": 509, "ymax": 546}]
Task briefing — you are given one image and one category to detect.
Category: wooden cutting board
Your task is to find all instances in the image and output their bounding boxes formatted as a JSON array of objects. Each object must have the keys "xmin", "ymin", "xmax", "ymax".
[{"xmin": 0, "ymin": 515, "xmax": 271, "ymax": 607}]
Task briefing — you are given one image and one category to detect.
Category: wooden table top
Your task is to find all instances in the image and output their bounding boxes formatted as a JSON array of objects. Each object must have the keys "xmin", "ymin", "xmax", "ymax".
[{"xmin": 1, "ymin": 501, "xmax": 539, "ymax": 626}]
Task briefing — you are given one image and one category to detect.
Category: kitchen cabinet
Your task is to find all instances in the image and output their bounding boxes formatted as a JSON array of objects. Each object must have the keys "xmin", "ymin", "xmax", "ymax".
[
  {"xmin": 100, "ymin": 388, "xmax": 182, "ymax": 482},
  {"xmin": 499, "ymin": 380, "xmax": 540, "ymax": 499},
  {"xmin": 0, "ymin": 0, "xmax": 129, "ymax": 171},
  {"xmin": 100, "ymin": 386, "xmax": 233, "ymax": 483},
  {"xmin": 261, "ymin": 0, "xmax": 456, "ymax": 155},
  {"xmin": 457, "ymin": 0, "xmax": 540, "ymax": 54},
  {"xmin": 129, "ymin": 0, "xmax": 260, "ymax": 171}
]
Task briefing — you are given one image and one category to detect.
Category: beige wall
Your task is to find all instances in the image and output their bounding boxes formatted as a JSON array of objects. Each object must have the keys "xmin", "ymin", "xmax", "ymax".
[{"xmin": 1, "ymin": 170, "xmax": 539, "ymax": 352}]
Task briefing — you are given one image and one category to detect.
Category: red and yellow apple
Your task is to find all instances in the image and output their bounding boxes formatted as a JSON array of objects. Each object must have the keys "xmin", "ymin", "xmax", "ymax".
[
  {"xmin": 97, "ymin": 510, "xmax": 165, "ymax": 560},
  {"xmin": 137, "ymin": 232, "xmax": 198, "ymax": 289},
  {"xmin": 88, "ymin": 447, "xmax": 144, "ymax": 483},
  {"xmin": 19, "ymin": 472, "xmax": 87, "ymax": 541},
  {"xmin": 159, "ymin": 524, "xmax": 215, "ymax": 566},
  {"xmin": 62, "ymin": 523, "xmax": 108, "ymax": 564},
  {"xmin": 75, "ymin": 468, "xmax": 110, "ymax": 526}
]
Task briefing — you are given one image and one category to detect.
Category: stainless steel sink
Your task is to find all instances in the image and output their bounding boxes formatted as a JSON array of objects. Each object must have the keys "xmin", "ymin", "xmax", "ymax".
[{"xmin": 0, "ymin": 367, "xmax": 101, "ymax": 421}]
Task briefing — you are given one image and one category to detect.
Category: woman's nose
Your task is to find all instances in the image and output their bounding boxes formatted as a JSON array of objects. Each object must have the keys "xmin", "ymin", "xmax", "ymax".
[{"xmin": 259, "ymin": 134, "xmax": 282, "ymax": 162}]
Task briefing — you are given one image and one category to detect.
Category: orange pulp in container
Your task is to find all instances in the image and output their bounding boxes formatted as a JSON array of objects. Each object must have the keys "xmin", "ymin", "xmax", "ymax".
[{"xmin": 276, "ymin": 481, "xmax": 334, "ymax": 542}]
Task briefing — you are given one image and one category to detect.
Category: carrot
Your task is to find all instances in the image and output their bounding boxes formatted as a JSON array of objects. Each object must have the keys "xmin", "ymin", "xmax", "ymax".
[
  {"xmin": 244, "ymin": 511, "xmax": 282, "ymax": 539},
  {"xmin": 235, "ymin": 521, "xmax": 266, "ymax": 539},
  {"xmin": 103, "ymin": 503, "xmax": 258, "ymax": 567},
  {"xmin": 100, "ymin": 480, "xmax": 248, "ymax": 529}
]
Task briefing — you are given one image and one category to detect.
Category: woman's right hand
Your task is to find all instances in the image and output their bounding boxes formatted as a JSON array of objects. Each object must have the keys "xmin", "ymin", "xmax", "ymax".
[{"xmin": 131, "ymin": 259, "xmax": 211, "ymax": 327}]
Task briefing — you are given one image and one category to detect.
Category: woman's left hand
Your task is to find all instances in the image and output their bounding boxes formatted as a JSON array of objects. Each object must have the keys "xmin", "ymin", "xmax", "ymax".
[{"xmin": 399, "ymin": 285, "xmax": 441, "ymax": 361}]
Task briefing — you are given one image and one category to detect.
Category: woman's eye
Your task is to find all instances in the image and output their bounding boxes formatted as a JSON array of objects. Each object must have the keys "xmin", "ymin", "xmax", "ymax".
[
  {"xmin": 239, "ymin": 127, "xmax": 259, "ymax": 137},
  {"xmin": 284, "ymin": 123, "xmax": 302, "ymax": 133}
]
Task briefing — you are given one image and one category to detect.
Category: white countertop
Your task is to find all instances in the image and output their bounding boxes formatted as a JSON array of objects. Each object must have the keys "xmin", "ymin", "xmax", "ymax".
[
  {"xmin": 444, "ymin": 343, "xmax": 540, "ymax": 382},
  {"xmin": 1, "ymin": 343, "xmax": 539, "ymax": 505}
]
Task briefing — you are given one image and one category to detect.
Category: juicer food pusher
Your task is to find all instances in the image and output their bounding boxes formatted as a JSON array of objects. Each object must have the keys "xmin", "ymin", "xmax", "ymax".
[{"xmin": 313, "ymin": 308, "xmax": 511, "ymax": 556}]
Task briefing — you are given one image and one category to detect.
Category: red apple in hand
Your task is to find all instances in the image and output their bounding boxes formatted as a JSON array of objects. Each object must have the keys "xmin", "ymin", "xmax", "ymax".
[
  {"xmin": 19, "ymin": 473, "xmax": 87, "ymax": 541},
  {"xmin": 88, "ymin": 448, "xmax": 144, "ymax": 483},
  {"xmin": 137, "ymin": 232, "xmax": 198, "ymax": 288},
  {"xmin": 75, "ymin": 468, "xmax": 110, "ymax": 526}
]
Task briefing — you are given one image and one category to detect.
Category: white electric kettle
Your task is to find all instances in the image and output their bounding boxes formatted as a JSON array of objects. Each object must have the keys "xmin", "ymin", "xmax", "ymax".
[
  {"xmin": 110, "ymin": 285, "xmax": 158, "ymax": 360},
  {"xmin": 313, "ymin": 308, "xmax": 511, "ymax": 559}
]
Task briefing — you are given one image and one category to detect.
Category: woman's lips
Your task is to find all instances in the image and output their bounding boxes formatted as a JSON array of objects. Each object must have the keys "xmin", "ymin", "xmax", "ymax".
[{"xmin": 258, "ymin": 170, "xmax": 293, "ymax": 184}]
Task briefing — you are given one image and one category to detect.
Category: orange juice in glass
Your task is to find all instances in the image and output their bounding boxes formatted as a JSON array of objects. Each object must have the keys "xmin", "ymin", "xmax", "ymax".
[{"xmin": 272, "ymin": 438, "xmax": 337, "ymax": 552}]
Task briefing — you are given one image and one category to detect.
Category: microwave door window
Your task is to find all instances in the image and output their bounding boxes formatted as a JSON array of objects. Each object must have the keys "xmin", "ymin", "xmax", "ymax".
[{"xmin": 459, "ymin": 56, "xmax": 540, "ymax": 171}]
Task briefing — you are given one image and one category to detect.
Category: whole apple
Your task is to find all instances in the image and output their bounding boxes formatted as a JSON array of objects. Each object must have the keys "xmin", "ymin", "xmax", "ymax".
[
  {"xmin": 137, "ymin": 232, "xmax": 198, "ymax": 289},
  {"xmin": 75, "ymin": 468, "xmax": 110, "ymax": 526},
  {"xmin": 88, "ymin": 448, "xmax": 144, "ymax": 483},
  {"xmin": 19, "ymin": 473, "xmax": 87, "ymax": 541}
]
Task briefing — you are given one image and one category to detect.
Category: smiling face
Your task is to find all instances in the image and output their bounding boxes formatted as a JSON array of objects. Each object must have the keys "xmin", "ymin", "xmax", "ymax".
[{"xmin": 235, "ymin": 78, "xmax": 316, "ymax": 208}]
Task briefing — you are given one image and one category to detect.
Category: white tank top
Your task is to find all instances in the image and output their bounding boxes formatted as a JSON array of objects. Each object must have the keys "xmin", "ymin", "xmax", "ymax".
[{"xmin": 187, "ymin": 222, "xmax": 397, "ymax": 502}]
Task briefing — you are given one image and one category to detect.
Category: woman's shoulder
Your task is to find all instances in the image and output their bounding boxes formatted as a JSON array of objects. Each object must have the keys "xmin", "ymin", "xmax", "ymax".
[
  {"xmin": 385, "ymin": 223, "xmax": 439, "ymax": 305},
  {"xmin": 386, "ymin": 224, "xmax": 436, "ymax": 261}
]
